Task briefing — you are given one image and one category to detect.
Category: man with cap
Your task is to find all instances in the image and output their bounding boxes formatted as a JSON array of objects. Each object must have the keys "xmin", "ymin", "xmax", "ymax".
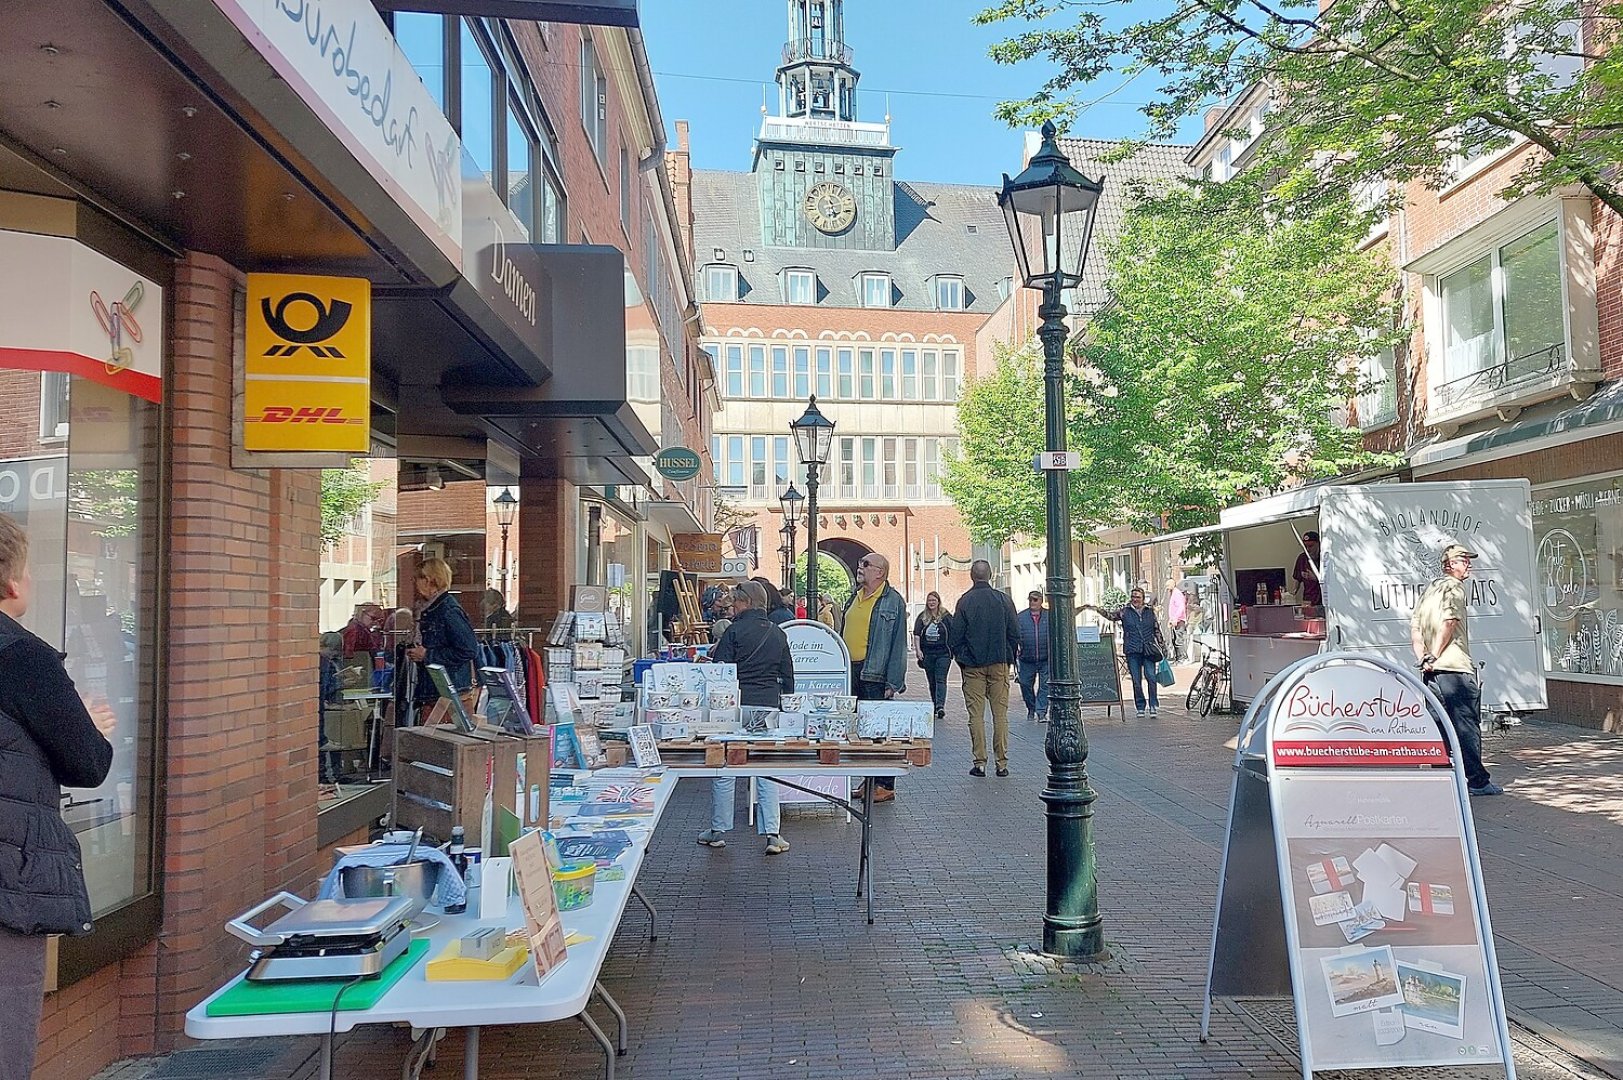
[
  {"xmin": 1411, "ymin": 542, "xmax": 1502, "ymax": 796},
  {"xmin": 1016, "ymin": 589, "xmax": 1050, "ymax": 722},
  {"xmin": 1293, "ymin": 532, "xmax": 1323, "ymax": 606}
]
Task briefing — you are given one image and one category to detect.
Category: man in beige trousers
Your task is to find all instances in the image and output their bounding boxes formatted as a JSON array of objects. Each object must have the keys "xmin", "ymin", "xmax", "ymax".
[{"xmin": 948, "ymin": 560, "xmax": 1021, "ymax": 777}]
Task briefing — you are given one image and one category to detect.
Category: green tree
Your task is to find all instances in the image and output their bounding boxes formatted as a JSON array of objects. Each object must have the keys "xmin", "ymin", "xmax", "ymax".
[
  {"xmin": 794, "ymin": 551, "xmax": 856, "ymax": 611},
  {"xmin": 977, "ymin": 0, "xmax": 1623, "ymax": 218},
  {"xmin": 948, "ymin": 177, "xmax": 1398, "ymax": 541},
  {"xmin": 320, "ymin": 461, "xmax": 384, "ymax": 548}
]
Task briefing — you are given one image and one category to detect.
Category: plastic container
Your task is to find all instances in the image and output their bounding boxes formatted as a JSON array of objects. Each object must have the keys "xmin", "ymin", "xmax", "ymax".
[{"xmin": 551, "ymin": 861, "xmax": 597, "ymax": 911}]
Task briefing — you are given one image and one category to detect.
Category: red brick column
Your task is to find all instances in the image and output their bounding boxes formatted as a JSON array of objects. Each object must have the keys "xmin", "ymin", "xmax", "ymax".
[{"xmin": 516, "ymin": 474, "xmax": 575, "ymax": 627}]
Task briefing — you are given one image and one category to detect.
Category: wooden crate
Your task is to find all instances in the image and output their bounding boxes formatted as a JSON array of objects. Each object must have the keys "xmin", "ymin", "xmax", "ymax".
[{"xmin": 392, "ymin": 727, "xmax": 551, "ymax": 851}]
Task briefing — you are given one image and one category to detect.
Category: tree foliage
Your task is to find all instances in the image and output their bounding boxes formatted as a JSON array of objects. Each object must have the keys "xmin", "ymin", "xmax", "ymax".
[
  {"xmin": 949, "ymin": 177, "xmax": 1400, "ymax": 541},
  {"xmin": 977, "ymin": 0, "xmax": 1623, "ymax": 217},
  {"xmin": 320, "ymin": 462, "xmax": 384, "ymax": 548},
  {"xmin": 794, "ymin": 551, "xmax": 856, "ymax": 610}
]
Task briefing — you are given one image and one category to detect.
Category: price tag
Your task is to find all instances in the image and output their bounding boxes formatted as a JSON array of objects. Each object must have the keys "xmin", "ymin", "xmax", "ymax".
[{"xmin": 1034, "ymin": 451, "xmax": 1083, "ymax": 471}]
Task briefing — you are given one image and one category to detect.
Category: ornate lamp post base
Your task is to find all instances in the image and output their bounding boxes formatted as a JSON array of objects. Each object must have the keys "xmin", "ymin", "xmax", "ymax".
[{"xmin": 1040, "ymin": 767, "xmax": 1108, "ymax": 959}]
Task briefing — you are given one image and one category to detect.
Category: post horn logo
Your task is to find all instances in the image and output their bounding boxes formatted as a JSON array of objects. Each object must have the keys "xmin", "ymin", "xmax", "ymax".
[{"xmin": 260, "ymin": 292, "xmax": 353, "ymax": 357}]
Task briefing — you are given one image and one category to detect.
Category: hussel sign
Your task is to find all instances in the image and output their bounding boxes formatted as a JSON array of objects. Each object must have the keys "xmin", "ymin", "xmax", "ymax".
[{"xmin": 1202, "ymin": 653, "xmax": 1515, "ymax": 1079}]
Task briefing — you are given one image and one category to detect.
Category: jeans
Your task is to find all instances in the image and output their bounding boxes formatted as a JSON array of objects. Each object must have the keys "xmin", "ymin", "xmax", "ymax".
[
  {"xmin": 853, "ymin": 662, "xmax": 895, "ymax": 790},
  {"xmin": 922, "ymin": 651, "xmax": 951, "ymax": 713},
  {"xmin": 1426, "ymin": 671, "xmax": 1491, "ymax": 789},
  {"xmin": 1125, "ymin": 652, "xmax": 1159, "ymax": 710},
  {"xmin": 1018, "ymin": 658, "xmax": 1049, "ymax": 718},
  {"xmin": 961, "ymin": 663, "xmax": 1011, "ymax": 769},
  {"xmin": 710, "ymin": 776, "xmax": 781, "ymax": 836},
  {"xmin": 0, "ymin": 927, "xmax": 47, "ymax": 1080}
]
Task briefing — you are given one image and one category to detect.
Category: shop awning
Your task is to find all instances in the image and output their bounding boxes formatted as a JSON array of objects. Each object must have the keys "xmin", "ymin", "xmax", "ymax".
[
  {"xmin": 645, "ymin": 499, "xmax": 705, "ymax": 536},
  {"xmin": 1411, "ymin": 380, "xmax": 1623, "ymax": 474},
  {"xmin": 1123, "ymin": 522, "xmax": 1227, "ymax": 549}
]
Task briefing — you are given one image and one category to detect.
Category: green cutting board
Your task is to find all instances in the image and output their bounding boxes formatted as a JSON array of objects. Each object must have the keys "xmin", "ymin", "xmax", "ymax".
[{"xmin": 206, "ymin": 939, "xmax": 430, "ymax": 1017}]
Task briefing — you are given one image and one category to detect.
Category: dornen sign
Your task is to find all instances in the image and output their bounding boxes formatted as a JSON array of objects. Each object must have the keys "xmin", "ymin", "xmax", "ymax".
[{"xmin": 243, "ymin": 274, "xmax": 371, "ymax": 453}]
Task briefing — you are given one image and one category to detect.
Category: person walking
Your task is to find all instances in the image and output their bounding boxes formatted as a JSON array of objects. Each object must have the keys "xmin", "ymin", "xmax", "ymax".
[
  {"xmin": 949, "ymin": 560, "xmax": 1020, "ymax": 778},
  {"xmin": 699, "ymin": 581, "xmax": 795, "ymax": 852},
  {"xmin": 843, "ymin": 553, "xmax": 908, "ymax": 802},
  {"xmin": 0, "ymin": 515, "xmax": 115, "ymax": 1080},
  {"xmin": 752, "ymin": 577, "xmax": 796, "ymax": 626},
  {"xmin": 1411, "ymin": 543, "xmax": 1502, "ymax": 796},
  {"xmin": 709, "ymin": 591, "xmax": 734, "ymax": 644},
  {"xmin": 1083, "ymin": 587, "xmax": 1163, "ymax": 717},
  {"xmin": 912, "ymin": 591, "xmax": 953, "ymax": 721},
  {"xmin": 817, "ymin": 593, "xmax": 842, "ymax": 631},
  {"xmin": 1016, "ymin": 589, "xmax": 1050, "ymax": 723},
  {"xmin": 405, "ymin": 558, "xmax": 480, "ymax": 715}
]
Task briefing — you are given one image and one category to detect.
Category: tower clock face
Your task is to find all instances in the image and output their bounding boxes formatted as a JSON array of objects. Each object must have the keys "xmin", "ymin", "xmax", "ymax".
[{"xmin": 804, "ymin": 182, "xmax": 857, "ymax": 234}]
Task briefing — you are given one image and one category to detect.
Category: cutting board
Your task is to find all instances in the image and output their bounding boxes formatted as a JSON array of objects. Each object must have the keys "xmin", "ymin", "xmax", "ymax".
[{"xmin": 206, "ymin": 939, "xmax": 429, "ymax": 1017}]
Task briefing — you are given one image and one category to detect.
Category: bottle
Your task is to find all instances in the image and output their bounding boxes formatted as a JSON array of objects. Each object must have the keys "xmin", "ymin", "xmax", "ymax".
[
  {"xmin": 1255, "ymin": 582, "xmax": 1268, "ymax": 606},
  {"xmin": 1239, "ymin": 606, "xmax": 1249, "ymax": 632},
  {"xmin": 445, "ymin": 825, "xmax": 469, "ymax": 914}
]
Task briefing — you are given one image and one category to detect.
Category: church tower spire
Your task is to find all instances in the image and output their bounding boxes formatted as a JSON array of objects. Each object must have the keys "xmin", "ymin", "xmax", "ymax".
[{"xmin": 777, "ymin": 0, "xmax": 858, "ymax": 122}]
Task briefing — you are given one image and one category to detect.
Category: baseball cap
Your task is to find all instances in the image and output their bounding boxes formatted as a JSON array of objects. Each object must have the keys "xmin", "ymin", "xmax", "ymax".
[{"xmin": 1442, "ymin": 542, "xmax": 1479, "ymax": 564}]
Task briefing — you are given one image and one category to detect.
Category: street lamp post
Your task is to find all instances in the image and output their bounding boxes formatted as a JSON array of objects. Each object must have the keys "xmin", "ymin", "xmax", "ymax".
[
  {"xmin": 492, "ymin": 487, "xmax": 519, "ymax": 604},
  {"xmin": 999, "ymin": 119, "xmax": 1107, "ymax": 960},
  {"xmin": 779, "ymin": 482, "xmax": 804, "ymax": 596},
  {"xmin": 789, "ymin": 398, "xmax": 835, "ymax": 615},
  {"xmin": 779, "ymin": 524, "xmax": 795, "ymax": 592}
]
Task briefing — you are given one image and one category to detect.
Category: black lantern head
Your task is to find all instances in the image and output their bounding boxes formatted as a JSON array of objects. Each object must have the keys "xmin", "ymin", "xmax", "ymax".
[
  {"xmin": 790, "ymin": 396, "xmax": 836, "ymax": 467},
  {"xmin": 492, "ymin": 487, "xmax": 519, "ymax": 528},
  {"xmin": 999, "ymin": 120, "xmax": 1104, "ymax": 291},
  {"xmin": 779, "ymin": 482, "xmax": 805, "ymax": 526}
]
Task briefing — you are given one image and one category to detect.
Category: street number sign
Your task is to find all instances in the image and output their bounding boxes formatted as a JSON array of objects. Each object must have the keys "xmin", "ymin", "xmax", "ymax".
[{"xmin": 1034, "ymin": 451, "xmax": 1082, "ymax": 471}]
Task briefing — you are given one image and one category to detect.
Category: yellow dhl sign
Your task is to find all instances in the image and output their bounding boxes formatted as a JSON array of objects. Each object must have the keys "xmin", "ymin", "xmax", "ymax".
[{"xmin": 242, "ymin": 273, "xmax": 371, "ymax": 452}]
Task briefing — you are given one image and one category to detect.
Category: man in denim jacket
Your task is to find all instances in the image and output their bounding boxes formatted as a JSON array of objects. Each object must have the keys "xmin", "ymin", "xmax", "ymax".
[{"xmin": 843, "ymin": 553, "xmax": 907, "ymax": 802}]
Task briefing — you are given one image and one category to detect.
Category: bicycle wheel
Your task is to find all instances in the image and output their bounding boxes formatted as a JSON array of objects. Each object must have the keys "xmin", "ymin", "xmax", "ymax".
[
  {"xmin": 1186, "ymin": 665, "xmax": 1211, "ymax": 710},
  {"xmin": 1198, "ymin": 669, "xmax": 1221, "ymax": 717}
]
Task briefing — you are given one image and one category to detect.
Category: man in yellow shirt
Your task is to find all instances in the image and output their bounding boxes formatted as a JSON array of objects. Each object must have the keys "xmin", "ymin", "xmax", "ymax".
[
  {"xmin": 842, "ymin": 552, "xmax": 908, "ymax": 802},
  {"xmin": 1411, "ymin": 542, "xmax": 1501, "ymax": 796}
]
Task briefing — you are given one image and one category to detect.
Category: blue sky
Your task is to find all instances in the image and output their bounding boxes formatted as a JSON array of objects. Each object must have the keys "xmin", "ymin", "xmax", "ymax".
[{"xmin": 641, "ymin": 0, "xmax": 1204, "ymax": 186}]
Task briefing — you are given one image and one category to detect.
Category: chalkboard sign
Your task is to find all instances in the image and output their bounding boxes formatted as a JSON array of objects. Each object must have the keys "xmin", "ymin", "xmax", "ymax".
[{"xmin": 1074, "ymin": 631, "xmax": 1123, "ymax": 712}]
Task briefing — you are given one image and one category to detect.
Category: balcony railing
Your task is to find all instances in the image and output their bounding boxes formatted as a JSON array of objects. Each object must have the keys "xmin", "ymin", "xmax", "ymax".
[
  {"xmin": 782, "ymin": 38, "xmax": 853, "ymax": 65},
  {"xmin": 1433, "ymin": 342, "xmax": 1569, "ymax": 414}
]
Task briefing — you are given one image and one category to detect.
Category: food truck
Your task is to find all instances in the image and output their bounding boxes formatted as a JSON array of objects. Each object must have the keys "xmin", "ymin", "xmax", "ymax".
[{"xmin": 1149, "ymin": 480, "xmax": 1546, "ymax": 714}]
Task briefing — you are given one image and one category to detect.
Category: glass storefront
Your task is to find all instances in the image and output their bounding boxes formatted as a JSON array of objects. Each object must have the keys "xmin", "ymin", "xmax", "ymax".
[
  {"xmin": 0, "ymin": 359, "xmax": 160, "ymax": 917},
  {"xmin": 1532, "ymin": 472, "xmax": 1623, "ymax": 682}
]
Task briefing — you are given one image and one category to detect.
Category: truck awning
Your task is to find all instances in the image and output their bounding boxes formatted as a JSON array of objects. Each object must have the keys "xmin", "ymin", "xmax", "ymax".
[{"xmin": 1123, "ymin": 522, "xmax": 1228, "ymax": 549}]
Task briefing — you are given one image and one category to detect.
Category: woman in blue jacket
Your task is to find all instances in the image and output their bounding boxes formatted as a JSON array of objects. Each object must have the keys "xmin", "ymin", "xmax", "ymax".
[
  {"xmin": 1083, "ymin": 587, "xmax": 1163, "ymax": 717},
  {"xmin": 406, "ymin": 557, "xmax": 480, "ymax": 714}
]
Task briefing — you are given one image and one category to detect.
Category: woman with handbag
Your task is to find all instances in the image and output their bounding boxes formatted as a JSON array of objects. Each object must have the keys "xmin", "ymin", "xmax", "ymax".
[
  {"xmin": 912, "ymin": 591, "xmax": 953, "ymax": 721},
  {"xmin": 1082, "ymin": 586, "xmax": 1163, "ymax": 717},
  {"xmin": 406, "ymin": 557, "xmax": 480, "ymax": 720}
]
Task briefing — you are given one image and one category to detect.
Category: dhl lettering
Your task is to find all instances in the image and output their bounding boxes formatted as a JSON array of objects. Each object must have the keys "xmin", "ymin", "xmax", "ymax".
[{"xmin": 255, "ymin": 407, "xmax": 360, "ymax": 424}]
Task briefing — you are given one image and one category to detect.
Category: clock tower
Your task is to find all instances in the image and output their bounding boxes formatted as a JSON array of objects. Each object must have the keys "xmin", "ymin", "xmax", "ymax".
[{"xmin": 753, "ymin": 0, "xmax": 898, "ymax": 251}]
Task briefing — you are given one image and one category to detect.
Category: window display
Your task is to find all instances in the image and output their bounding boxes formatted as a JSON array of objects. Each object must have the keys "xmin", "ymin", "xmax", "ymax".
[{"xmin": 1532, "ymin": 473, "xmax": 1623, "ymax": 681}]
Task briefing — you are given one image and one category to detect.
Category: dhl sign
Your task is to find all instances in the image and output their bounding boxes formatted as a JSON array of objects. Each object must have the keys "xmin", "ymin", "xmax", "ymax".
[{"xmin": 242, "ymin": 273, "xmax": 371, "ymax": 452}]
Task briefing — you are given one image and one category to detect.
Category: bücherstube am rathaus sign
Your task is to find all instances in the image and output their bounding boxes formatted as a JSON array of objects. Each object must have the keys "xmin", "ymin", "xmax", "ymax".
[{"xmin": 654, "ymin": 446, "xmax": 702, "ymax": 482}]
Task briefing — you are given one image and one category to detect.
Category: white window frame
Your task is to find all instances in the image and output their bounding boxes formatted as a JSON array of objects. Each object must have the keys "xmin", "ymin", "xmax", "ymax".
[
  {"xmin": 705, "ymin": 264, "xmax": 738, "ymax": 302},
  {"xmin": 934, "ymin": 276, "xmax": 965, "ymax": 311},
  {"xmin": 783, "ymin": 269, "xmax": 816, "ymax": 305},
  {"xmin": 860, "ymin": 272, "xmax": 892, "ymax": 308}
]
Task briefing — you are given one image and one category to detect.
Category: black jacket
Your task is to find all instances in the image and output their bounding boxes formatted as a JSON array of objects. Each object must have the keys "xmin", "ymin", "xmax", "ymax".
[
  {"xmin": 712, "ymin": 609, "xmax": 796, "ymax": 708},
  {"xmin": 949, "ymin": 582, "xmax": 1021, "ymax": 668},
  {"xmin": 1105, "ymin": 604, "xmax": 1161, "ymax": 656},
  {"xmin": 0, "ymin": 612, "xmax": 114, "ymax": 936},
  {"xmin": 414, "ymin": 590, "xmax": 480, "ymax": 703}
]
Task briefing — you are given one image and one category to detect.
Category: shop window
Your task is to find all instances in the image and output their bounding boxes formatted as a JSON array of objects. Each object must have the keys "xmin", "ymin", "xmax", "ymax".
[
  {"xmin": 393, "ymin": 13, "xmax": 448, "ymax": 116},
  {"xmin": 1434, "ymin": 219, "xmax": 1565, "ymax": 412},
  {"xmin": 459, "ymin": 20, "xmax": 496, "ymax": 186},
  {"xmin": 1532, "ymin": 475, "xmax": 1623, "ymax": 682}
]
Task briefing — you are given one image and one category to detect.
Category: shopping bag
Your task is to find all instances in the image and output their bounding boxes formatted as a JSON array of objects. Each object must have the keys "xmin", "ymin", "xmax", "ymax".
[{"xmin": 1155, "ymin": 658, "xmax": 1176, "ymax": 687}]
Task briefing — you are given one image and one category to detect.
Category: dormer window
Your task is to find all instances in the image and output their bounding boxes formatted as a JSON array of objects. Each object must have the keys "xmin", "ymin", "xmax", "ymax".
[
  {"xmin": 860, "ymin": 272, "xmax": 892, "ymax": 308},
  {"xmin": 783, "ymin": 268, "xmax": 817, "ymax": 305},
  {"xmin": 934, "ymin": 276, "xmax": 965, "ymax": 311},
  {"xmin": 704, "ymin": 264, "xmax": 739, "ymax": 302}
]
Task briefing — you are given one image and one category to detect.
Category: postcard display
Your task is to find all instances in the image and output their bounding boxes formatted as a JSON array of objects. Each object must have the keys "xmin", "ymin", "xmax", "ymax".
[
  {"xmin": 1201, "ymin": 652, "xmax": 1515, "ymax": 1079},
  {"xmin": 542, "ymin": 604, "xmax": 629, "ymax": 767}
]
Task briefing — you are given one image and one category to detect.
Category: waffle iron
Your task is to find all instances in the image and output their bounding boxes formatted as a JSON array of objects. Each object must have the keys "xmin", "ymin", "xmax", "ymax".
[{"xmin": 226, "ymin": 892, "xmax": 413, "ymax": 981}]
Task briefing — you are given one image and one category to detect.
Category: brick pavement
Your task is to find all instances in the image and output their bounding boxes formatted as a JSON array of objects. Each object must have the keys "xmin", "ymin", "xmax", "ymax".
[{"xmin": 102, "ymin": 671, "xmax": 1623, "ymax": 1080}]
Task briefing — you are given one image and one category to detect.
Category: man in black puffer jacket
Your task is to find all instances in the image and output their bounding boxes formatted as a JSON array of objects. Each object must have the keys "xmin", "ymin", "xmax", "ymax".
[{"xmin": 0, "ymin": 515, "xmax": 113, "ymax": 1080}]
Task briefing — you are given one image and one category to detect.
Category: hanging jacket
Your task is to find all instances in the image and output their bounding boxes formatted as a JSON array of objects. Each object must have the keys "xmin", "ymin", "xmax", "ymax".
[{"xmin": 0, "ymin": 612, "xmax": 114, "ymax": 936}]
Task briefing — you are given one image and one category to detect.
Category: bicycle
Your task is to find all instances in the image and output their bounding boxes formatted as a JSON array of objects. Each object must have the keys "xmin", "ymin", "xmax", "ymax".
[{"xmin": 1186, "ymin": 649, "xmax": 1231, "ymax": 717}]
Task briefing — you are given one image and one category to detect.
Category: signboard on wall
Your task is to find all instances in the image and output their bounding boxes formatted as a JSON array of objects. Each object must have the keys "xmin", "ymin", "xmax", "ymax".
[
  {"xmin": 242, "ymin": 274, "xmax": 371, "ymax": 453},
  {"xmin": 671, "ymin": 532, "xmax": 724, "ymax": 574},
  {"xmin": 1203, "ymin": 653, "xmax": 1514, "ymax": 1077},
  {"xmin": 0, "ymin": 229, "xmax": 164, "ymax": 403}
]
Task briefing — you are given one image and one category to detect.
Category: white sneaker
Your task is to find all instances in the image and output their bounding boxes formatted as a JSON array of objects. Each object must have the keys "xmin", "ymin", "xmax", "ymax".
[
  {"xmin": 1136, "ymin": 708, "xmax": 1146, "ymax": 717},
  {"xmin": 765, "ymin": 834, "xmax": 790, "ymax": 854},
  {"xmin": 1149, "ymin": 705, "xmax": 1159, "ymax": 716}
]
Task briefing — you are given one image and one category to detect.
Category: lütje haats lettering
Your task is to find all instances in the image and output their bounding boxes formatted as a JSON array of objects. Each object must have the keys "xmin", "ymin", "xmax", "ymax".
[
  {"xmin": 1282, "ymin": 684, "xmax": 1428, "ymax": 731},
  {"xmin": 274, "ymin": 0, "xmax": 420, "ymax": 169},
  {"xmin": 1371, "ymin": 575, "xmax": 1500, "ymax": 613}
]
